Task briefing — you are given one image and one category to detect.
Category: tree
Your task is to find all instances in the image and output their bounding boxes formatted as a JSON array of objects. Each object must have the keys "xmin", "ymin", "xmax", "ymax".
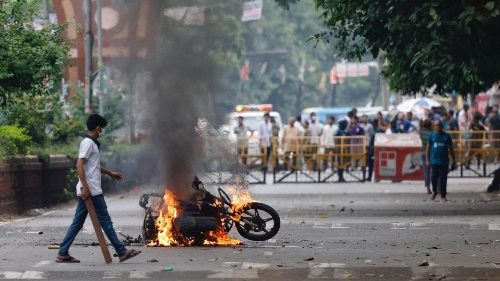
[
  {"xmin": 277, "ymin": 0, "xmax": 500, "ymax": 95},
  {"xmin": 237, "ymin": 0, "xmax": 380, "ymax": 116},
  {"xmin": 0, "ymin": 0, "xmax": 68, "ymax": 104}
]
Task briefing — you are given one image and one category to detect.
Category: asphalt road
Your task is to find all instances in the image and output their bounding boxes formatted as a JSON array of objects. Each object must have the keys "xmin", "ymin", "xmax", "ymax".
[{"xmin": 1, "ymin": 178, "xmax": 500, "ymax": 280}]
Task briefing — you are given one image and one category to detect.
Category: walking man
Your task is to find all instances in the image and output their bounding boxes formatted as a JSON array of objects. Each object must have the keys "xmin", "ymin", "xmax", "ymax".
[
  {"xmin": 427, "ymin": 120, "xmax": 456, "ymax": 203},
  {"xmin": 56, "ymin": 114, "xmax": 141, "ymax": 263}
]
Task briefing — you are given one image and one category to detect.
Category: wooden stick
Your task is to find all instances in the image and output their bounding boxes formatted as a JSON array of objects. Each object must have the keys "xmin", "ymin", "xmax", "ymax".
[{"xmin": 84, "ymin": 199, "xmax": 112, "ymax": 263}]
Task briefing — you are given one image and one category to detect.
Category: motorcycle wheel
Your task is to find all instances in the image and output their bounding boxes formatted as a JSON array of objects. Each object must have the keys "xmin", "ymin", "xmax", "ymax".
[{"xmin": 235, "ymin": 202, "xmax": 280, "ymax": 241}]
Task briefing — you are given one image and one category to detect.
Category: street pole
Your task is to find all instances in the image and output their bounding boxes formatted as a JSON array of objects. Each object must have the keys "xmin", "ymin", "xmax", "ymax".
[
  {"xmin": 97, "ymin": 0, "xmax": 104, "ymax": 116},
  {"xmin": 42, "ymin": 0, "xmax": 49, "ymax": 22},
  {"xmin": 84, "ymin": 0, "xmax": 93, "ymax": 113}
]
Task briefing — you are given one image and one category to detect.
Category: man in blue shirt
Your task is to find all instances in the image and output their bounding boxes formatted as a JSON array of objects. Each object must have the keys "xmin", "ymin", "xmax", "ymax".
[
  {"xmin": 426, "ymin": 120, "xmax": 456, "ymax": 202},
  {"xmin": 394, "ymin": 112, "xmax": 412, "ymax": 133}
]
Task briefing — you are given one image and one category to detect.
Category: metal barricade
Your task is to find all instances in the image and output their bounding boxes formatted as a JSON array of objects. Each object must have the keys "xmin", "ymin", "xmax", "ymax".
[
  {"xmin": 272, "ymin": 136, "xmax": 367, "ymax": 183},
  {"xmin": 448, "ymin": 130, "xmax": 500, "ymax": 178}
]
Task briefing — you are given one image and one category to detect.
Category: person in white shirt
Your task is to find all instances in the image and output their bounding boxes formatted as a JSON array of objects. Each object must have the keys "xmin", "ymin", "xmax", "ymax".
[
  {"xmin": 56, "ymin": 114, "xmax": 141, "ymax": 263},
  {"xmin": 258, "ymin": 112, "xmax": 273, "ymax": 169},
  {"xmin": 309, "ymin": 112, "xmax": 323, "ymax": 170},
  {"xmin": 321, "ymin": 116, "xmax": 339, "ymax": 170}
]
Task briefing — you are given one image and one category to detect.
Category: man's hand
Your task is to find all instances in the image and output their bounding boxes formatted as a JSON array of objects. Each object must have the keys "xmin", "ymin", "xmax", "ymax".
[
  {"xmin": 110, "ymin": 171, "xmax": 124, "ymax": 181},
  {"xmin": 81, "ymin": 185, "xmax": 91, "ymax": 200}
]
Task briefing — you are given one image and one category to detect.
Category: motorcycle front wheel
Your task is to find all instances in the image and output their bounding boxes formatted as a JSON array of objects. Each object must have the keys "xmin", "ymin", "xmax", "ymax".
[{"xmin": 235, "ymin": 202, "xmax": 280, "ymax": 241}]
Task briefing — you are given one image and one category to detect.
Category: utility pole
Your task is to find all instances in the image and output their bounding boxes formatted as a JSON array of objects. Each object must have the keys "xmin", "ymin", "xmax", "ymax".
[
  {"xmin": 42, "ymin": 0, "xmax": 49, "ymax": 22},
  {"xmin": 97, "ymin": 0, "xmax": 104, "ymax": 116},
  {"xmin": 84, "ymin": 0, "xmax": 93, "ymax": 113}
]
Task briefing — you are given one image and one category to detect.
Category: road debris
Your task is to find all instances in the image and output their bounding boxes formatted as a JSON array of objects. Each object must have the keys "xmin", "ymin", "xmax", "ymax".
[
  {"xmin": 304, "ymin": 257, "xmax": 314, "ymax": 261},
  {"xmin": 419, "ymin": 260, "xmax": 430, "ymax": 266},
  {"xmin": 147, "ymin": 259, "xmax": 159, "ymax": 263}
]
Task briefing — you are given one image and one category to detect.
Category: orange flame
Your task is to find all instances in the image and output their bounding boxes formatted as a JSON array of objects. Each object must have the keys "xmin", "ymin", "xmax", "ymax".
[{"xmin": 151, "ymin": 186, "xmax": 254, "ymax": 247}]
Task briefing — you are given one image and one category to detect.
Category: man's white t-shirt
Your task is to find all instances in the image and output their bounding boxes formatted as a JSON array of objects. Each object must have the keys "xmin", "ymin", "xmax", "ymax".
[{"xmin": 76, "ymin": 137, "xmax": 102, "ymax": 196}]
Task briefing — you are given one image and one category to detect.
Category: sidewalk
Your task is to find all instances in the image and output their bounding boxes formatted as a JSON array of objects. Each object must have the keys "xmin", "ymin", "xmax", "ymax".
[{"xmin": 249, "ymin": 178, "xmax": 493, "ymax": 195}]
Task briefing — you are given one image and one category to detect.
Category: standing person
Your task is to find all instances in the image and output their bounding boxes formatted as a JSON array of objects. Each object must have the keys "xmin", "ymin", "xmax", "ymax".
[
  {"xmin": 320, "ymin": 116, "xmax": 338, "ymax": 171},
  {"xmin": 336, "ymin": 120, "xmax": 351, "ymax": 182},
  {"xmin": 406, "ymin": 111, "xmax": 419, "ymax": 132},
  {"xmin": 419, "ymin": 120, "xmax": 433, "ymax": 194},
  {"xmin": 282, "ymin": 117, "xmax": 302, "ymax": 170},
  {"xmin": 448, "ymin": 110, "xmax": 459, "ymax": 131},
  {"xmin": 348, "ymin": 116, "xmax": 365, "ymax": 168},
  {"xmin": 309, "ymin": 112, "xmax": 323, "ymax": 170},
  {"xmin": 360, "ymin": 115, "xmax": 375, "ymax": 181},
  {"xmin": 234, "ymin": 116, "xmax": 253, "ymax": 165},
  {"xmin": 56, "ymin": 114, "xmax": 141, "ymax": 263},
  {"xmin": 258, "ymin": 112, "xmax": 273, "ymax": 170},
  {"xmin": 427, "ymin": 120, "xmax": 456, "ymax": 203},
  {"xmin": 375, "ymin": 111, "xmax": 388, "ymax": 132},
  {"xmin": 302, "ymin": 121, "xmax": 314, "ymax": 171},
  {"xmin": 394, "ymin": 112, "xmax": 412, "ymax": 133},
  {"xmin": 458, "ymin": 104, "xmax": 472, "ymax": 137},
  {"xmin": 270, "ymin": 117, "xmax": 280, "ymax": 168},
  {"xmin": 488, "ymin": 105, "xmax": 500, "ymax": 156}
]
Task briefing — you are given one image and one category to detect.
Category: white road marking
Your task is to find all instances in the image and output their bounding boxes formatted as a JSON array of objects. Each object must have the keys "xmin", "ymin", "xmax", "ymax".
[
  {"xmin": 20, "ymin": 271, "xmax": 45, "ymax": 279},
  {"xmin": 390, "ymin": 227, "xmax": 406, "ymax": 230},
  {"xmin": 410, "ymin": 227, "xmax": 431, "ymax": 230},
  {"xmin": 207, "ymin": 269, "xmax": 258, "ymax": 279},
  {"xmin": 0, "ymin": 271, "xmax": 23, "ymax": 279},
  {"xmin": 331, "ymin": 223, "xmax": 351, "ymax": 229},
  {"xmin": 103, "ymin": 271, "xmax": 122, "ymax": 279},
  {"xmin": 241, "ymin": 262, "xmax": 270, "ymax": 269},
  {"xmin": 129, "ymin": 271, "xmax": 148, "ymax": 279},
  {"xmin": 309, "ymin": 263, "xmax": 347, "ymax": 268},
  {"xmin": 488, "ymin": 224, "xmax": 500, "ymax": 230},
  {"xmin": 264, "ymin": 251, "xmax": 273, "ymax": 256},
  {"xmin": 267, "ymin": 239, "xmax": 276, "ymax": 243},
  {"xmin": 1, "ymin": 271, "xmax": 46, "ymax": 279},
  {"xmin": 313, "ymin": 223, "xmax": 332, "ymax": 229},
  {"xmin": 24, "ymin": 231, "xmax": 40, "ymax": 234},
  {"xmin": 33, "ymin": 260, "xmax": 51, "ymax": 268}
]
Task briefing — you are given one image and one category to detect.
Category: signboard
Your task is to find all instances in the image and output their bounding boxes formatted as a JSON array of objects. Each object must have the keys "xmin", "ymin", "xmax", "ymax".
[{"xmin": 242, "ymin": 0, "xmax": 263, "ymax": 22}]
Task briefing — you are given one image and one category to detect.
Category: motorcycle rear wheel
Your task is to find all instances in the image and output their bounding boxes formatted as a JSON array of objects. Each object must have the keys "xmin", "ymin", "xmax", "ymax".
[{"xmin": 235, "ymin": 202, "xmax": 280, "ymax": 241}]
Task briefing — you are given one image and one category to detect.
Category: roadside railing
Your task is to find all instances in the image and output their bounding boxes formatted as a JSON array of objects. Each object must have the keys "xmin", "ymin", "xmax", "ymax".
[{"xmin": 222, "ymin": 130, "xmax": 500, "ymax": 184}]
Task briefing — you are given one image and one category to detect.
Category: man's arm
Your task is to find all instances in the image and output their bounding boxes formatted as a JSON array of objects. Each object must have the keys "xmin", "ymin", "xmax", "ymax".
[
  {"xmin": 76, "ymin": 158, "xmax": 91, "ymax": 200},
  {"xmin": 426, "ymin": 142, "xmax": 431, "ymax": 166},
  {"xmin": 101, "ymin": 167, "xmax": 123, "ymax": 181}
]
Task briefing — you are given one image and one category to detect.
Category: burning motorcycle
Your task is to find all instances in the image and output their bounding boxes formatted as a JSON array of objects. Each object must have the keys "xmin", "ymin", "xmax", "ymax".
[{"xmin": 139, "ymin": 177, "xmax": 280, "ymax": 246}]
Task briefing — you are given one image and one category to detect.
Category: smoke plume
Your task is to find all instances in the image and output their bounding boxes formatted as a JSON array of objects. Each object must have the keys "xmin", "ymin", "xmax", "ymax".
[{"xmin": 110, "ymin": 1, "xmax": 239, "ymax": 199}]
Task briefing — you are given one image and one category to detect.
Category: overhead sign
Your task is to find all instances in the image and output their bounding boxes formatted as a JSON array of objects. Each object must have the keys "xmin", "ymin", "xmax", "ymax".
[{"xmin": 242, "ymin": 0, "xmax": 263, "ymax": 22}]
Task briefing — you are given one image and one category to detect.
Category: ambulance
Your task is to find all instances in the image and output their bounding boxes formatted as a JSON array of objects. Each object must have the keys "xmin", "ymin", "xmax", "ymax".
[{"xmin": 226, "ymin": 104, "xmax": 283, "ymax": 155}]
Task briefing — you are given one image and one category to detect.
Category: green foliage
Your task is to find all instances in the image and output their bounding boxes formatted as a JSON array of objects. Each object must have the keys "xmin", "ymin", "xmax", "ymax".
[
  {"xmin": 278, "ymin": 0, "xmax": 500, "ymax": 95},
  {"xmin": 233, "ymin": 0, "xmax": 379, "ymax": 116},
  {"xmin": 0, "ymin": 0, "xmax": 68, "ymax": 104},
  {"xmin": 0, "ymin": 125, "xmax": 31, "ymax": 156}
]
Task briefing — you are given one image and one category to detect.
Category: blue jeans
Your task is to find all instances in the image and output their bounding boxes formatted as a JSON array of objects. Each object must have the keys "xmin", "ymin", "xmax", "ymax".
[{"xmin": 58, "ymin": 194, "xmax": 126, "ymax": 257}]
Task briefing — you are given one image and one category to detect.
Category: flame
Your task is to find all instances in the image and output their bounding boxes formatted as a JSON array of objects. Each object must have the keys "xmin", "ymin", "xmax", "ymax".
[
  {"xmin": 227, "ymin": 187, "xmax": 253, "ymax": 221},
  {"xmin": 151, "ymin": 185, "xmax": 254, "ymax": 247}
]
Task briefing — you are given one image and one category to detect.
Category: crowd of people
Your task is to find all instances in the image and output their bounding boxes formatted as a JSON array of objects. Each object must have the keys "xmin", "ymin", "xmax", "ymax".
[{"xmin": 233, "ymin": 105, "xmax": 500, "ymax": 190}]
